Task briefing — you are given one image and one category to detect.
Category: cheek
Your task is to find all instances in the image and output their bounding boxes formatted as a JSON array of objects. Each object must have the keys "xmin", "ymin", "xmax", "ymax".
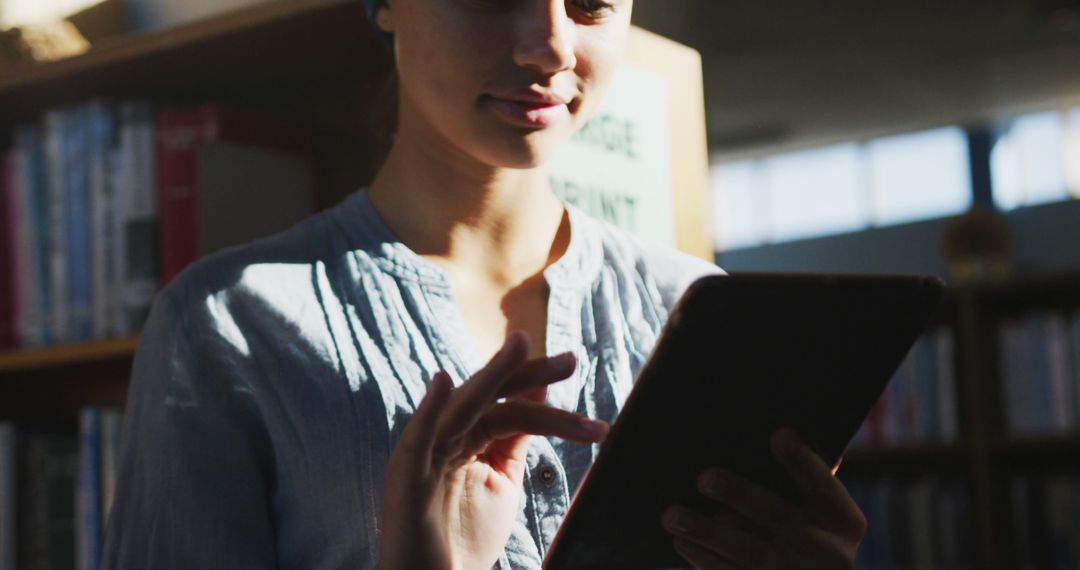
[
  {"xmin": 395, "ymin": 8, "xmax": 495, "ymax": 112},
  {"xmin": 572, "ymin": 32, "xmax": 626, "ymax": 127}
]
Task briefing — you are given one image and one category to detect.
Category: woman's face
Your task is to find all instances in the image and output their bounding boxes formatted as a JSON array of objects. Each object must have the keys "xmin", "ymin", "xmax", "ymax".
[{"xmin": 386, "ymin": 0, "xmax": 633, "ymax": 169}]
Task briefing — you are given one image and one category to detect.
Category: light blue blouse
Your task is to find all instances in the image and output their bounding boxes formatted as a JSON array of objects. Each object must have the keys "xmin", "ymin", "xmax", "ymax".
[{"xmin": 100, "ymin": 189, "xmax": 722, "ymax": 569}]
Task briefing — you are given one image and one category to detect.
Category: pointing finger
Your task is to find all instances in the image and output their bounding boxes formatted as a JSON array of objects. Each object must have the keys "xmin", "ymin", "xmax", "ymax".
[{"xmin": 438, "ymin": 331, "xmax": 530, "ymax": 437}]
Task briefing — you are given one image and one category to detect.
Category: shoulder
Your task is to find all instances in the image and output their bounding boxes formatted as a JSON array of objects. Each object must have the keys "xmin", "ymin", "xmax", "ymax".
[
  {"xmin": 581, "ymin": 212, "xmax": 725, "ymax": 311},
  {"xmin": 155, "ymin": 207, "xmax": 348, "ymax": 337}
]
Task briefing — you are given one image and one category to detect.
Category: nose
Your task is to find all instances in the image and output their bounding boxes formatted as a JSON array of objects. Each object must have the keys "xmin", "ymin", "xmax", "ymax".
[{"xmin": 512, "ymin": 0, "xmax": 577, "ymax": 75}]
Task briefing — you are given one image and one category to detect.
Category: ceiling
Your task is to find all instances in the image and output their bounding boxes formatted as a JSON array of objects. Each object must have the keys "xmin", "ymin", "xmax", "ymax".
[{"xmin": 631, "ymin": 0, "xmax": 1080, "ymax": 159}]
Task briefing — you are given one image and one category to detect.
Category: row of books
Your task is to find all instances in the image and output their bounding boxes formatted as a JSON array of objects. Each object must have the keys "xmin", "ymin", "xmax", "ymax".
[
  {"xmin": 0, "ymin": 407, "xmax": 123, "ymax": 570},
  {"xmin": 851, "ymin": 328, "xmax": 960, "ymax": 448},
  {"xmin": 846, "ymin": 476, "xmax": 974, "ymax": 570},
  {"xmin": 0, "ymin": 99, "xmax": 317, "ymax": 350},
  {"xmin": 999, "ymin": 309, "xmax": 1080, "ymax": 435},
  {"xmin": 1011, "ymin": 475, "xmax": 1080, "ymax": 569}
]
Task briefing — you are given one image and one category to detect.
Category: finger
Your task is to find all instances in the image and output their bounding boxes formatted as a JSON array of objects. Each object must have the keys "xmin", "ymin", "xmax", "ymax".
[
  {"xmin": 462, "ymin": 400, "xmax": 609, "ymax": 458},
  {"xmin": 395, "ymin": 372, "xmax": 453, "ymax": 475},
  {"xmin": 771, "ymin": 429, "xmax": 866, "ymax": 539},
  {"xmin": 494, "ymin": 351, "xmax": 577, "ymax": 401},
  {"xmin": 662, "ymin": 506, "xmax": 769, "ymax": 569},
  {"xmin": 672, "ymin": 536, "xmax": 742, "ymax": 570},
  {"xmin": 696, "ymin": 468, "xmax": 812, "ymax": 547},
  {"xmin": 438, "ymin": 331, "xmax": 530, "ymax": 437}
]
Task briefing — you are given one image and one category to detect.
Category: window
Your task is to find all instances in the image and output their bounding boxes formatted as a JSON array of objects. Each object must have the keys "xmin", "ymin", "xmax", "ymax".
[
  {"xmin": 765, "ymin": 144, "xmax": 865, "ymax": 243},
  {"xmin": 866, "ymin": 128, "xmax": 972, "ymax": 226},
  {"xmin": 710, "ymin": 126, "xmax": 973, "ymax": 251},
  {"xmin": 710, "ymin": 160, "xmax": 768, "ymax": 251},
  {"xmin": 991, "ymin": 110, "xmax": 1072, "ymax": 211},
  {"xmin": 1066, "ymin": 108, "xmax": 1080, "ymax": 198}
]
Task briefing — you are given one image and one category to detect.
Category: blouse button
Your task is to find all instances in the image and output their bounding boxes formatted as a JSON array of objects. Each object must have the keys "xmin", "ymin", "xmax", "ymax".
[{"xmin": 538, "ymin": 464, "xmax": 557, "ymax": 487}]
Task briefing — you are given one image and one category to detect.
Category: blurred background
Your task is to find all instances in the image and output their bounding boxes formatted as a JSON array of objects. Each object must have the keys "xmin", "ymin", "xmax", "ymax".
[{"xmin": 1, "ymin": 0, "xmax": 1080, "ymax": 569}]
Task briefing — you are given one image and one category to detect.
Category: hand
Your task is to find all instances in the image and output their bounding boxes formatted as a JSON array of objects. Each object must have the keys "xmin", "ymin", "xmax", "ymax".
[
  {"xmin": 661, "ymin": 429, "xmax": 867, "ymax": 569},
  {"xmin": 377, "ymin": 332, "xmax": 610, "ymax": 570}
]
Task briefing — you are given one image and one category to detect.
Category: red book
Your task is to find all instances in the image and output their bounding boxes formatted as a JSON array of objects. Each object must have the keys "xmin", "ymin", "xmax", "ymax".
[
  {"xmin": 0, "ymin": 151, "xmax": 15, "ymax": 349},
  {"xmin": 156, "ymin": 104, "xmax": 313, "ymax": 285}
]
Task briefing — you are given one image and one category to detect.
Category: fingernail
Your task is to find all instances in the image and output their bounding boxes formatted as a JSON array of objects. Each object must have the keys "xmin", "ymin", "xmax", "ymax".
[{"xmin": 663, "ymin": 506, "xmax": 694, "ymax": 533}]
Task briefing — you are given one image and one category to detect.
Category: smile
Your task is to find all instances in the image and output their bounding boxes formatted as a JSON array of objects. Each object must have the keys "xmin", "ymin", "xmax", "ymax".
[{"xmin": 485, "ymin": 96, "xmax": 570, "ymax": 129}]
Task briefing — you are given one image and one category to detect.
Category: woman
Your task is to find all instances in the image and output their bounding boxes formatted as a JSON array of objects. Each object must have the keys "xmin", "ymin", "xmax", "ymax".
[{"xmin": 102, "ymin": 0, "xmax": 867, "ymax": 568}]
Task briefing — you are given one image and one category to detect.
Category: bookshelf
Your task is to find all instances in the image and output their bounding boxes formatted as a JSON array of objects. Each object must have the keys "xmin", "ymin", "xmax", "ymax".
[
  {"xmin": 834, "ymin": 271, "xmax": 1080, "ymax": 569},
  {"xmin": 0, "ymin": 336, "xmax": 138, "ymax": 374}
]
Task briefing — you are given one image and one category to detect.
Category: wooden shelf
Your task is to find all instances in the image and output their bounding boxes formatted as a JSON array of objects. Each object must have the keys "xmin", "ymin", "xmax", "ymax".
[
  {"xmin": 990, "ymin": 435, "xmax": 1080, "ymax": 468},
  {"xmin": 0, "ymin": 337, "xmax": 138, "ymax": 374},
  {"xmin": 0, "ymin": 0, "xmax": 389, "ymax": 128},
  {"xmin": 840, "ymin": 443, "xmax": 970, "ymax": 476},
  {"xmin": 968, "ymin": 271, "xmax": 1080, "ymax": 313}
]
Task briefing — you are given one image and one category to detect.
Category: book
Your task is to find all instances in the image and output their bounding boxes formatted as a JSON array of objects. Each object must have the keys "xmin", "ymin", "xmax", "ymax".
[
  {"xmin": 0, "ymin": 151, "xmax": 15, "ymax": 350},
  {"xmin": 18, "ymin": 432, "xmax": 77, "ymax": 570},
  {"xmin": 1071, "ymin": 311, "xmax": 1080, "ymax": 428},
  {"xmin": 1001, "ymin": 319, "xmax": 1032, "ymax": 434},
  {"xmin": 64, "ymin": 105, "xmax": 94, "ymax": 343},
  {"xmin": 76, "ymin": 408, "xmax": 102, "ymax": 570},
  {"xmin": 156, "ymin": 104, "xmax": 313, "ymax": 285},
  {"xmin": 44, "ymin": 110, "xmax": 70, "ymax": 345},
  {"xmin": 12, "ymin": 126, "xmax": 51, "ymax": 347},
  {"xmin": 936, "ymin": 329, "xmax": 959, "ymax": 442},
  {"xmin": 86, "ymin": 101, "xmax": 118, "ymax": 341},
  {"xmin": 112, "ymin": 102, "xmax": 158, "ymax": 337},
  {"xmin": 0, "ymin": 423, "xmax": 15, "ymax": 570},
  {"xmin": 846, "ymin": 477, "xmax": 974, "ymax": 569}
]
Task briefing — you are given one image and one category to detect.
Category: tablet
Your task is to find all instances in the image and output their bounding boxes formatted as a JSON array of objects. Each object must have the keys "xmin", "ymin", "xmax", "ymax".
[{"xmin": 543, "ymin": 273, "xmax": 946, "ymax": 569}]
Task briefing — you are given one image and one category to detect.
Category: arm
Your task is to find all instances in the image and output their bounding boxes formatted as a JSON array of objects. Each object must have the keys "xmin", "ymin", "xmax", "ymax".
[{"xmin": 101, "ymin": 287, "xmax": 277, "ymax": 570}]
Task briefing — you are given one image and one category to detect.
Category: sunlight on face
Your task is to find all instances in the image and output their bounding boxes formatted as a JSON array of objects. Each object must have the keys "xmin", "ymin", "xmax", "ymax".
[{"xmin": 388, "ymin": 0, "xmax": 633, "ymax": 169}]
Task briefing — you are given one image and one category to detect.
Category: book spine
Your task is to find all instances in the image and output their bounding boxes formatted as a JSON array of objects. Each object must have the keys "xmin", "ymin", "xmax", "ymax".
[
  {"xmin": 14, "ymin": 127, "xmax": 51, "ymax": 347},
  {"xmin": 1072, "ymin": 312, "xmax": 1080, "ymax": 430},
  {"xmin": 156, "ymin": 108, "xmax": 202, "ymax": 286},
  {"xmin": 1001, "ymin": 320, "xmax": 1029, "ymax": 434},
  {"xmin": 0, "ymin": 423, "xmax": 15, "ymax": 570},
  {"xmin": 66, "ymin": 106, "xmax": 95, "ymax": 343},
  {"xmin": 1028, "ymin": 315, "xmax": 1053, "ymax": 435},
  {"xmin": 936, "ymin": 328, "xmax": 959, "ymax": 443},
  {"xmin": 87, "ymin": 102, "xmax": 117, "ymax": 341},
  {"xmin": 122, "ymin": 103, "xmax": 159, "ymax": 333},
  {"xmin": 0, "ymin": 151, "xmax": 15, "ymax": 350},
  {"xmin": 44, "ymin": 111, "xmax": 70, "ymax": 345},
  {"xmin": 107, "ymin": 146, "xmax": 127, "ymax": 338},
  {"xmin": 77, "ymin": 408, "xmax": 103, "ymax": 570},
  {"xmin": 1046, "ymin": 314, "xmax": 1072, "ymax": 433}
]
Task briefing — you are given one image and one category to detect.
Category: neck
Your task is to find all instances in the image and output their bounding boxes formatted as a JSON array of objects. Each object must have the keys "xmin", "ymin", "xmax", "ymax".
[{"xmin": 366, "ymin": 126, "xmax": 569, "ymax": 288}]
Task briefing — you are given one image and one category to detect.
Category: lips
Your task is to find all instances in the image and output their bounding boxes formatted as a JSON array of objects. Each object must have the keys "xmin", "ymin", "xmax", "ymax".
[{"xmin": 485, "ymin": 92, "xmax": 573, "ymax": 129}]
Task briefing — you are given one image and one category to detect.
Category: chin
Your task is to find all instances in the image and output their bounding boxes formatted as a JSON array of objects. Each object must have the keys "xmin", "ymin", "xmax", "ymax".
[{"xmin": 470, "ymin": 125, "xmax": 574, "ymax": 170}]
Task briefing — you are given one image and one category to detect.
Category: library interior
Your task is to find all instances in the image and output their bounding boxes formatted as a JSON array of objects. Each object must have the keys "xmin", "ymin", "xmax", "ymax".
[{"xmin": 1, "ymin": 0, "xmax": 1079, "ymax": 568}]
